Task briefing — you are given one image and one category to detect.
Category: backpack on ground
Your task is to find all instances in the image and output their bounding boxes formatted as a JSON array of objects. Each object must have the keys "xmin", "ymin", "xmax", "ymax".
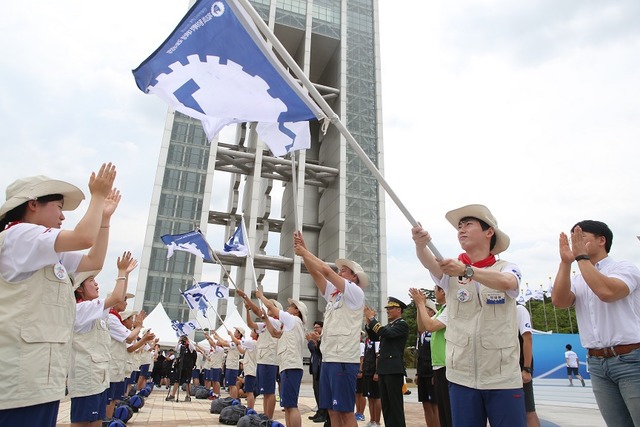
[
  {"xmin": 236, "ymin": 413, "xmax": 271, "ymax": 427},
  {"xmin": 210, "ymin": 396, "xmax": 237, "ymax": 414},
  {"xmin": 195, "ymin": 387, "xmax": 211, "ymax": 399},
  {"xmin": 219, "ymin": 404, "xmax": 247, "ymax": 425},
  {"xmin": 113, "ymin": 402, "xmax": 133, "ymax": 423}
]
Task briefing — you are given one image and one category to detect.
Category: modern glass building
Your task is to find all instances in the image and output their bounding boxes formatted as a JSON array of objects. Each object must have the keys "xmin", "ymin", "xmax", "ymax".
[{"xmin": 134, "ymin": 0, "xmax": 387, "ymax": 326}]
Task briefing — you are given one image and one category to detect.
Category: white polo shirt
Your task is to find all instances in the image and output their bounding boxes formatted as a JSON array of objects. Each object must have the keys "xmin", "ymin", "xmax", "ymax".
[{"xmin": 571, "ymin": 256, "xmax": 640, "ymax": 348}]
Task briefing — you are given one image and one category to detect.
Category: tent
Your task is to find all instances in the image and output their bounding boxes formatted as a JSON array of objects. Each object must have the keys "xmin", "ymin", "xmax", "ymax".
[
  {"xmin": 144, "ymin": 302, "xmax": 179, "ymax": 347},
  {"xmin": 212, "ymin": 308, "xmax": 251, "ymax": 341}
]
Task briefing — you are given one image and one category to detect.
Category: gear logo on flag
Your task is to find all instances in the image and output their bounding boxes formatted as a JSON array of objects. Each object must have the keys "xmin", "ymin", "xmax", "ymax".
[{"xmin": 212, "ymin": 2, "xmax": 225, "ymax": 17}]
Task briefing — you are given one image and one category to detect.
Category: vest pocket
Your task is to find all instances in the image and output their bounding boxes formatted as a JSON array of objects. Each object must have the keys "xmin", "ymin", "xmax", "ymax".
[
  {"xmin": 479, "ymin": 335, "xmax": 517, "ymax": 376},
  {"xmin": 446, "ymin": 333, "xmax": 470, "ymax": 373}
]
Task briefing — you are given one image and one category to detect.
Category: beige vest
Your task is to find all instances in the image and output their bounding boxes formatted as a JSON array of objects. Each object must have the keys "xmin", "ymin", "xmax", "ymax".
[
  {"xmin": 226, "ymin": 346, "xmax": 240, "ymax": 370},
  {"xmin": 257, "ymin": 325, "xmax": 279, "ymax": 366},
  {"xmin": 243, "ymin": 347, "xmax": 257, "ymax": 377},
  {"xmin": 0, "ymin": 233, "xmax": 76, "ymax": 409},
  {"xmin": 210, "ymin": 347, "xmax": 225, "ymax": 369},
  {"xmin": 277, "ymin": 317, "xmax": 305, "ymax": 372},
  {"xmin": 68, "ymin": 314, "xmax": 111, "ymax": 397},
  {"xmin": 321, "ymin": 282, "xmax": 363, "ymax": 363},
  {"xmin": 108, "ymin": 317, "xmax": 129, "ymax": 382},
  {"xmin": 445, "ymin": 260, "xmax": 522, "ymax": 389}
]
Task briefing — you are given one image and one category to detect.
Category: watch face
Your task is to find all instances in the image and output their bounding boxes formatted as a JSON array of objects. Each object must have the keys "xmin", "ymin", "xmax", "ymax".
[{"xmin": 464, "ymin": 266, "xmax": 474, "ymax": 278}]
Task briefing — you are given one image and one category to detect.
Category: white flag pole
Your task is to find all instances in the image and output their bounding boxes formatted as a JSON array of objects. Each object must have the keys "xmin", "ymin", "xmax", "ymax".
[{"xmin": 234, "ymin": 0, "xmax": 443, "ymax": 260}]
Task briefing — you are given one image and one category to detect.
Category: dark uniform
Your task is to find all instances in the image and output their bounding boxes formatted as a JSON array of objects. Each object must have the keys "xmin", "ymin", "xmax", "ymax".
[{"xmin": 366, "ymin": 297, "xmax": 409, "ymax": 427}]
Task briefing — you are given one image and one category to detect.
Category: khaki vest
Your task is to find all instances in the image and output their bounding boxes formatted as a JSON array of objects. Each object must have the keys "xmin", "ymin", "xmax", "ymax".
[
  {"xmin": 226, "ymin": 346, "xmax": 240, "ymax": 370},
  {"xmin": 243, "ymin": 347, "xmax": 257, "ymax": 377},
  {"xmin": 257, "ymin": 326, "xmax": 279, "ymax": 366},
  {"xmin": 108, "ymin": 316, "xmax": 129, "ymax": 382},
  {"xmin": 445, "ymin": 260, "xmax": 522, "ymax": 389},
  {"xmin": 0, "ymin": 233, "xmax": 76, "ymax": 409},
  {"xmin": 68, "ymin": 314, "xmax": 111, "ymax": 397},
  {"xmin": 321, "ymin": 282, "xmax": 363, "ymax": 363},
  {"xmin": 277, "ymin": 317, "xmax": 305, "ymax": 372},
  {"xmin": 210, "ymin": 347, "xmax": 225, "ymax": 369}
]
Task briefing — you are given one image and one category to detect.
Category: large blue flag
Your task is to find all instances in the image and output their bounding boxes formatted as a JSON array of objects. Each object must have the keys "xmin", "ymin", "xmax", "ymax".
[
  {"xmin": 222, "ymin": 221, "xmax": 249, "ymax": 257},
  {"xmin": 161, "ymin": 230, "xmax": 213, "ymax": 262},
  {"xmin": 181, "ymin": 281, "xmax": 229, "ymax": 317},
  {"xmin": 133, "ymin": 0, "xmax": 325, "ymax": 157}
]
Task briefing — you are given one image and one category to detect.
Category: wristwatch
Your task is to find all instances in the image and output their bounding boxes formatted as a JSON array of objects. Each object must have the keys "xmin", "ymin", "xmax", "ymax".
[
  {"xmin": 522, "ymin": 367, "xmax": 532, "ymax": 373},
  {"xmin": 463, "ymin": 265, "xmax": 474, "ymax": 279}
]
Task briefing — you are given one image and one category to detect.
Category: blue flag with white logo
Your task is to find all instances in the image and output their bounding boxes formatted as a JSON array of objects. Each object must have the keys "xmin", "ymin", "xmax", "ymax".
[
  {"xmin": 161, "ymin": 230, "xmax": 213, "ymax": 262},
  {"xmin": 133, "ymin": 0, "xmax": 325, "ymax": 157},
  {"xmin": 222, "ymin": 221, "xmax": 249, "ymax": 257}
]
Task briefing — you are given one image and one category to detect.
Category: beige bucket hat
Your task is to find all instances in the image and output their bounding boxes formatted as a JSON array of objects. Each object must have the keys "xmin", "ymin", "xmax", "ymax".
[
  {"xmin": 445, "ymin": 204, "xmax": 510, "ymax": 254},
  {"xmin": 335, "ymin": 258, "xmax": 369, "ymax": 287},
  {"xmin": 287, "ymin": 298, "xmax": 308, "ymax": 324}
]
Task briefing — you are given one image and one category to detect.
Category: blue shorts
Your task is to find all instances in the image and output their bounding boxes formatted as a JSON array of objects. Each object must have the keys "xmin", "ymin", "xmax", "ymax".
[
  {"xmin": 257, "ymin": 364, "xmax": 278, "ymax": 395},
  {"xmin": 70, "ymin": 389, "xmax": 108, "ymax": 423},
  {"xmin": 0, "ymin": 401, "xmax": 60, "ymax": 427},
  {"xmin": 449, "ymin": 382, "xmax": 526, "ymax": 427},
  {"xmin": 226, "ymin": 369, "xmax": 239, "ymax": 386},
  {"xmin": 139, "ymin": 364, "xmax": 150, "ymax": 378},
  {"xmin": 204, "ymin": 368, "xmax": 214, "ymax": 381},
  {"xmin": 244, "ymin": 375, "xmax": 256, "ymax": 394},
  {"xmin": 319, "ymin": 362, "xmax": 359, "ymax": 412},
  {"xmin": 280, "ymin": 369, "xmax": 303, "ymax": 408},
  {"xmin": 192, "ymin": 368, "xmax": 201, "ymax": 379},
  {"xmin": 108, "ymin": 381, "xmax": 126, "ymax": 402},
  {"xmin": 211, "ymin": 368, "xmax": 222, "ymax": 382},
  {"xmin": 131, "ymin": 370, "xmax": 140, "ymax": 383}
]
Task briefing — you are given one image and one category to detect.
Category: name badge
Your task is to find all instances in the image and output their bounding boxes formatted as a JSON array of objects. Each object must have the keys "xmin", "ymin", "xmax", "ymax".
[
  {"xmin": 486, "ymin": 292, "xmax": 506, "ymax": 304},
  {"xmin": 53, "ymin": 262, "xmax": 68, "ymax": 280}
]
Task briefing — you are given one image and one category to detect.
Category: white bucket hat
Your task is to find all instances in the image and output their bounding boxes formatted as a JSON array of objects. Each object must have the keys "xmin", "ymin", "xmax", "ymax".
[
  {"xmin": 445, "ymin": 204, "xmax": 510, "ymax": 254},
  {"xmin": 287, "ymin": 298, "xmax": 308, "ymax": 324},
  {"xmin": 425, "ymin": 299, "xmax": 437, "ymax": 313},
  {"xmin": 0, "ymin": 176, "xmax": 84, "ymax": 221},
  {"xmin": 72, "ymin": 270, "xmax": 101, "ymax": 291},
  {"xmin": 335, "ymin": 258, "xmax": 369, "ymax": 287}
]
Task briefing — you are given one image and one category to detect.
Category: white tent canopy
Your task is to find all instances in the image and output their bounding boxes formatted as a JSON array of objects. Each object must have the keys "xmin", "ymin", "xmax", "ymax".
[
  {"xmin": 144, "ymin": 302, "xmax": 179, "ymax": 347},
  {"xmin": 213, "ymin": 308, "xmax": 250, "ymax": 341}
]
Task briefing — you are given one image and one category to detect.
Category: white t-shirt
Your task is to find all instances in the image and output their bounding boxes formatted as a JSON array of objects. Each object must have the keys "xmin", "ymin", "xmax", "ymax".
[
  {"xmin": 359, "ymin": 341, "xmax": 366, "ymax": 357},
  {"xmin": 256, "ymin": 317, "xmax": 282, "ymax": 335},
  {"xmin": 322, "ymin": 278, "xmax": 365, "ymax": 310},
  {"xmin": 516, "ymin": 304, "xmax": 532, "ymax": 336},
  {"xmin": 565, "ymin": 350, "xmax": 579, "ymax": 368},
  {"xmin": 75, "ymin": 298, "xmax": 109, "ymax": 333},
  {"xmin": 279, "ymin": 310, "xmax": 301, "ymax": 332},
  {"xmin": 108, "ymin": 312, "xmax": 131, "ymax": 343},
  {"xmin": 0, "ymin": 223, "xmax": 83, "ymax": 282}
]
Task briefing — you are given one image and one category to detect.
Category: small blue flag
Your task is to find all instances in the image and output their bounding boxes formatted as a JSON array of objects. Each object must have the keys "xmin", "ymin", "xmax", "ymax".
[
  {"xmin": 161, "ymin": 230, "xmax": 213, "ymax": 262},
  {"xmin": 222, "ymin": 221, "xmax": 249, "ymax": 257}
]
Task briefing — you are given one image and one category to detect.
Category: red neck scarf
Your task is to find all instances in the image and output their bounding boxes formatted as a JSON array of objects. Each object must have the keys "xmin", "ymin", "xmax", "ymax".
[
  {"xmin": 109, "ymin": 307, "xmax": 123, "ymax": 322},
  {"xmin": 5, "ymin": 221, "xmax": 22, "ymax": 230},
  {"xmin": 458, "ymin": 253, "xmax": 496, "ymax": 268}
]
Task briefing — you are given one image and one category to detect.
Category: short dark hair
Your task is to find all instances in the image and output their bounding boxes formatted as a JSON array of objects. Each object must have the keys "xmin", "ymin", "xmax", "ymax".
[
  {"xmin": 313, "ymin": 320, "xmax": 323, "ymax": 327},
  {"xmin": 566, "ymin": 344, "xmax": 572, "ymax": 350},
  {"xmin": 571, "ymin": 220, "xmax": 613, "ymax": 253},
  {"xmin": 460, "ymin": 216, "xmax": 497, "ymax": 251},
  {"xmin": 0, "ymin": 194, "xmax": 64, "ymax": 230}
]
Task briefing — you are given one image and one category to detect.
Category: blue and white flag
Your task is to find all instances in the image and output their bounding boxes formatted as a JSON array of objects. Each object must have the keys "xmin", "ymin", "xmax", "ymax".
[
  {"xmin": 171, "ymin": 319, "xmax": 198, "ymax": 337},
  {"xmin": 222, "ymin": 222, "xmax": 249, "ymax": 257},
  {"xmin": 133, "ymin": 0, "xmax": 325, "ymax": 157},
  {"xmin": 161, "ymin": 230, "xmax": 213, "ymax": 262},
  {"xmin": 523, "ymin": 287, "xmax": 533, "ymax": 302},
  {"xmin": 181, "ymin": 281, "xmax": 229, "ymax": 317}
]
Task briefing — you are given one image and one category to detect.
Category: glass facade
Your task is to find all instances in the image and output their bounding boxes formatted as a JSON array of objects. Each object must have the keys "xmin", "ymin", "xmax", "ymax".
[
  {"xmin": 141, "ymin": 112, "xmax": 211, "ymax": 321},
  {"xmin": 345, "ymin": 0, "xmax": 381, "ymax": 311}
]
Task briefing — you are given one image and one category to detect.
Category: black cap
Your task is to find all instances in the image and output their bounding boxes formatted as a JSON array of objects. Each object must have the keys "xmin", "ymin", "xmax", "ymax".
[{"xmin": 384, "ymin": 296, "xmax": 407, "ymax": 310}]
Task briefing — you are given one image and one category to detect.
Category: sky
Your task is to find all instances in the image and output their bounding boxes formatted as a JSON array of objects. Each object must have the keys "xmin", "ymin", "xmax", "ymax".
[{"xmin": 2, "ymin": 0, "xmax": 640, "ymax": 309}]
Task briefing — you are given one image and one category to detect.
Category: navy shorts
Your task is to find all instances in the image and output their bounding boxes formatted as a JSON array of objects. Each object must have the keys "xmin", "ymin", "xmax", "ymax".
[
  {"xmin": 244, "ymin": 375, "xmax": 256, "ymax": 394},
  {"xmin": 567, "ymin": 367, "xmax": 579, "ymax": 376},
  {"xmin": 211, "ymin": 368, "xmax": 222, "ymax": 382},
  {"xmin": 280, "ymin": 369, "xmax": 303, "ymax": 408},
  {"xmin": 417, "ymin": 375, "xmax": 436, "ymax": 403},
  {"xmin": 226, "ymin": 369, "xmax": 239, "ymax": 386},
  {"xmin": 257, "ymin": 364, "xmax": 278, "ymax": 395},
  {"xmin": 204, "ymin": 368, "xmax": 214, "ymax": 381},
  {"xmin": 131, "ymin": 370, "xmax": 140, "ymax": 383},
  {"xmin": 0, "ymin": 401, "xmax": 60, "ymax": 427},
  {"xmin": 363, "ymin": 375, "xmax": 380, "ymax": 399},
  {"xmin": 139, "ymin": 364, "xmax": 150, "ymax": 378},
  {"xmin": 449, "ymin": 382, "xmax": 525, "ymax": 426},
  {"xmin": 70, "ymin": 389, "xmax": 108, "ymax": 423},
  {"xmin": 192, "ymin": 368, "xmax": 201, "ymax": 379},
  {"xmin": 319, "ymin": 362, "xmax": 359, "ymax": 412},
  {"xmin": 108, "ymin": 381, "xmax": 126, "ymax": 402}
]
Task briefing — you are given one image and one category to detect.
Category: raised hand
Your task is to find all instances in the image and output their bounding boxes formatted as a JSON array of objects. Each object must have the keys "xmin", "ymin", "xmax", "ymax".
[
  {"xmin": 117, "ymin": 251, "xmax": 133, "ymax": 271},
  {"xmin": 559, "ymin": 232, "xmax": 574, "ymax": 264},
  {"xmin": 408, "ymin": 287, "xmax": 426, "ymax": 305},
  {"xmin": 103, "ymin": 188, "xmax": 121, "ymax": 218},
  {"xmin": 411, "ymin": 222, "xmax": 432, "ymax": 247},
  {"xmin": 88, "ymin": 163, "xmax": 116, "ymax": 199}
]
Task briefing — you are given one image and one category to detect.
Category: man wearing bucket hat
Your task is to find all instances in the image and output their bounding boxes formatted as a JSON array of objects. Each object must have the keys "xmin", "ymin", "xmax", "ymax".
[
  {"xmin": 293, "ymin": 231, "xmax": 366, "ymax": 427},
  {"xmin": 411, "ymin": 204, "xmax": 525, "ymax": 426},
  {"xmin": 364, "ymin": 296, "xmax": 409, "ymax": 427},
  {"xmin": 256, "ymin": 288, "xmax": 308, "ymax": 427},
  {"xmin": 69, "ymin": 251, "xmax": 138, "ymax": 426},
  {"xmin": 0, "ymin": 164, "xmax": 117, "ymax": 427},
  {"xmin": 213, "ymin": 326, "xmax": 246, "ymax": 399}
]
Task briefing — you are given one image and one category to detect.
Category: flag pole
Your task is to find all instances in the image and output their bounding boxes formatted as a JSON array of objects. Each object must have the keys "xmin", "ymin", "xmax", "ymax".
[
  {"xmin": 240, "ymin": 218, "xmax": 261, "ymax": 292},
  {"xmin": 234, "ymin": 0, "xmax": 443, "ymax": 260},
  {"xmin": 196, "ymin": 228, "xmax": 238, "ymax": 290},
  {"xmin": 290, "ymin": 152, "xmax": 300, "ymax": 233}
]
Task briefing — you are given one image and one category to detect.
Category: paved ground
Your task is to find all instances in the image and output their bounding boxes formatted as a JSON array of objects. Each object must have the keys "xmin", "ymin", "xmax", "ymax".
[{"xmin": 56, "ymin": 379, "xmax": 606, "ymax": 427}]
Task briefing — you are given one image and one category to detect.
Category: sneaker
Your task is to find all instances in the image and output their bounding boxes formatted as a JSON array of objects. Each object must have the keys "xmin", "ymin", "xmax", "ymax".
[
  {"xmin": 581, "ymin": 379, "xmax": 586, "ymax": 387},
  {"xmin": 184, "ymin": 395, "xmax": 191, "ymax": 402},
  {"xmin": 165, "ymin": 395, "xmax": 175, "ymax": 401},
  {"xmin": 355, "ymin": 413, "xmax": 365, "ymax": 421},
  {"xmin": 309, "ymin": 413, "xmax": 318, "ymax": 420}
]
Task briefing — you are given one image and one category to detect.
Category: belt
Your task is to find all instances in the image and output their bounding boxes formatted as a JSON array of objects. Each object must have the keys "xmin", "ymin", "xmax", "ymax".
[{"xmin": 587, "ymin": 343, "xmax": 640, "ymax": 358}]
